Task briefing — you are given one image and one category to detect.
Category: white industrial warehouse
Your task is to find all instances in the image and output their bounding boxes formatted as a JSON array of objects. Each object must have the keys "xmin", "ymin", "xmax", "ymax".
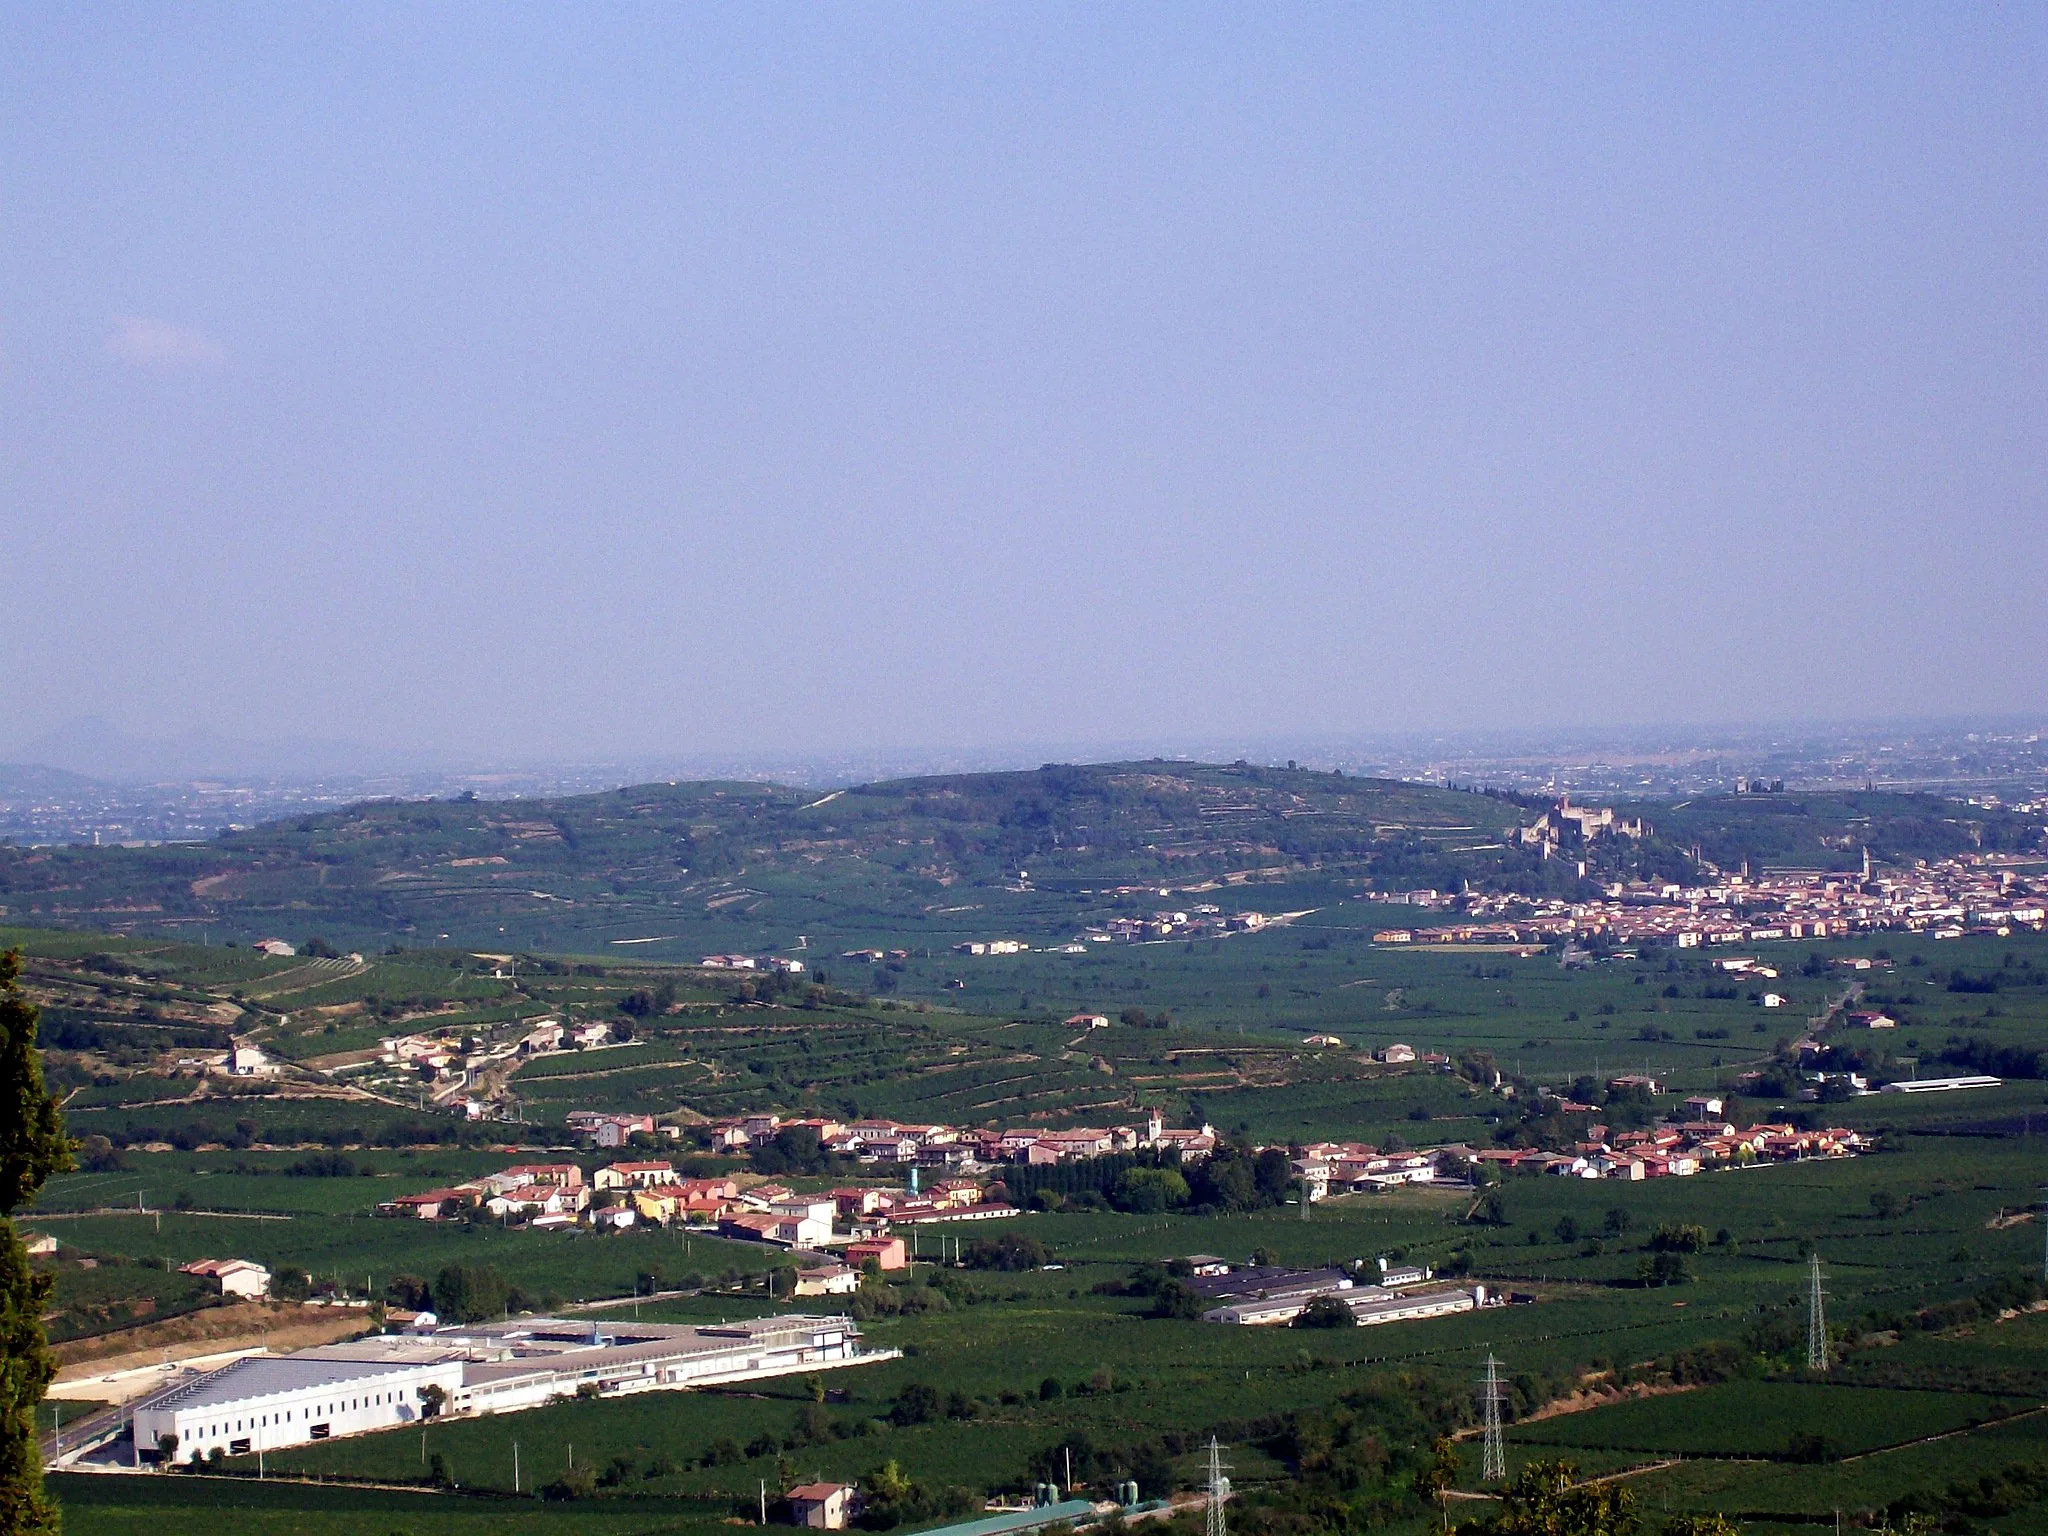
[
  {"xmin": 130, "ymin": 1313, "xmax": 891, "ymax": 1463},
  {"xmin": 1202, "ymin": 1282, "xmax": 1488, "ymax": 1327}
]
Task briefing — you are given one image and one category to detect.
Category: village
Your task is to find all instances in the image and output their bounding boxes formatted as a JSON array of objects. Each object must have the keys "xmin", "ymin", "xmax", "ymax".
[
  {"xmin": 370, "ymin": 1087, "xmax": 1871, "ymax": 1269},
  {"xmin": 1369, "ymin": 840, "xmax": 2045, "ymax": 950}
]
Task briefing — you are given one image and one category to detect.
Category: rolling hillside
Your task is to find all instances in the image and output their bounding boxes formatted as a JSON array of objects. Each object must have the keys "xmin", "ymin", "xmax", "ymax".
[
  {"xmin": 0, "ymin": 761, "xmax": 2031, "ymax": 959},
  {"xmin": 0, "ymin": 762, "xmax": 1527, "ymax": 953}
]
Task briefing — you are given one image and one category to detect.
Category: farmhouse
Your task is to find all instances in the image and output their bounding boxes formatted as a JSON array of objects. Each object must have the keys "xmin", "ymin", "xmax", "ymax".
[
  {"xmin": 845, "ymin": 1237, "xmax": 907, "ymax": 1272},
  {"xmin": 229, "ymin": 1045, "xmax": 277, "ymax": 1077},
  {"xmin": 721, "ymin": 1210, "xmax": 832, "ymax": 1249},
  {"xmin": 178, "ymin": 1258, "xmax": 270, "ymax": 1299},
  {"xmin": 793, "ymin": 1265, "xmax": 861, "ymax": 1298},
  {"xmin": 376, "ymin": 1189, "xmax": 474, "ymax": 1221},
  {"xmin": 788, "ymin": 1483, "xmax": 861, "ymax": 1529}
]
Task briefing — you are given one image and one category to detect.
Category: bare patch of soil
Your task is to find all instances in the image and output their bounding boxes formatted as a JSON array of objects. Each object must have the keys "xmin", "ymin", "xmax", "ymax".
[{"xmin": 52, "ymin": 1300, "xmax": 370, "ymax": 1376}]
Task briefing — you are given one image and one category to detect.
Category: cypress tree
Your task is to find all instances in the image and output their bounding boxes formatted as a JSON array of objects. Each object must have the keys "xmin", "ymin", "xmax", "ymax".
[{"xmin": 1, "ymin": 948, "xmax": 72, "ymax": 1534}]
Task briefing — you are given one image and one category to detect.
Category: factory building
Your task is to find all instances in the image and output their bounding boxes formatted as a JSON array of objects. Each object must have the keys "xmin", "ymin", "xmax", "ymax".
[
  {"xmin": 129, "ymin": 1313, "xmax": 890, "ymax": 1462},
  {"xmin": 1203, "ymin": 1283, "xmax": 1486, "ymax": 1327},
  {"xmin": 131, "ymin": 1355, "xmax": 463, "ymax": 1462}
]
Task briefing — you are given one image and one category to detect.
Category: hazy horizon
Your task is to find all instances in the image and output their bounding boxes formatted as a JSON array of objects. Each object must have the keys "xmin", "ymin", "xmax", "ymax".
[
  {"xmin": 5, "ymin": 709, "xmax": 2043, "ymax": 792},
  {"xmin": 5, "ymin": 7, "xmax": 2044, "ymax": 765}
]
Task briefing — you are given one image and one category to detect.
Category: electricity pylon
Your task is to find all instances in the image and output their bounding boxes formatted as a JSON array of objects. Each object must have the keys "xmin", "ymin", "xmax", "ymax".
[
  {"xmin": 1807, "ymin": 1251, "xmax": 1830, "ymax": 1372},
  {"xmin": 1205, "ymin": 1437, "xmax": 1231, "ymax": 1536},
  {"xmin": 1479, "ymin": 1353, "xmax": 1507, "ymax": 1482}
]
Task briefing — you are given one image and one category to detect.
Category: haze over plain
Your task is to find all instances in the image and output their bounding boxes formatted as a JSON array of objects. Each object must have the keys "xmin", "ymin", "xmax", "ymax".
[{"xmin": 2, "ymin": 7, "xmax": 2043, "ymax": 768}]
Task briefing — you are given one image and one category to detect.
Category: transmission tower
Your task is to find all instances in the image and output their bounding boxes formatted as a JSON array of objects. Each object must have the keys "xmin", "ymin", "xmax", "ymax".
[
  {"xmin": 1204, "ymin": 1437, "xmax": 1231, "ymax": 1536},
  {"xmin": 1806, "ymin": 1252, "xmax": 1830, "ymax": 1372},
  {"xmin": 1479, "ymin": 1353, "xmax": 1507, "ymax": 1482}
]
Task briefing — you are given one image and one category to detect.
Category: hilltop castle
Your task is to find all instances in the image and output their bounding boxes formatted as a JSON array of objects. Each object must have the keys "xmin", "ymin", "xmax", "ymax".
[{"xmin": 1512, "ymin": 792, "xmax": 1649, "ymax": 855}]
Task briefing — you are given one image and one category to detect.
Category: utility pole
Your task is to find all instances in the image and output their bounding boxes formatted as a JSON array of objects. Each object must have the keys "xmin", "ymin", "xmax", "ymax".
[
  {"xmin": 1479, "ymin": 1353, "xmax": 1507, "ymax": 1482},
  {"xmin": 760, "ymin": 1479, "xmax": 768, "ymax": 1524},
  {"xmin": 1807, "ymin": 1252, "xmax": 1830, "ymax": 1372},
  {"xmin": 514, "ymin": 1441, "xmax": 520, "ymax": 1493}
]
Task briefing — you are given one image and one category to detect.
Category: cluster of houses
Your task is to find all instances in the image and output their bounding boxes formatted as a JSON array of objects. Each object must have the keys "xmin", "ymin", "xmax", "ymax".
[
  {"xmin": 696, "ymin": 1110, "xmax": 1219, "ymax": 1169},
  {"xmin": 375, "ymin": 1155, "xmax": 1020, "ymax": 1265},
  {"xmin": 370, "ymin": 1018, "xmax": 616, "ymax": 1115},
  {"xmin": 700, "ymin": 954, "xmax": 809, "ymax": 973},
  {"xmin": 935, "ymin": 907, "xmax": 1274, "ymax": 957},
  {"xmin": 1369, "ymin": 846, "xmax": 2045, "ymax": 949},
  {"xmin": 379, "ymin": 1072, "xmax": 1868, "ymax": 1254},
  {"xmin": 1280, "ymin": 1087, "xmax": 1869, "ymax": 1193},
  {"xmin": 379, "ymin": 1017, "xmax": 612, "ymax": 1069},
  {"xmin": 1459, "ymin": 1091, "xmax": 1868, "ymax": 1181},
  {"xmin": 1094, "ymin": 906, "xmax": 1269, "ymax": 943}
]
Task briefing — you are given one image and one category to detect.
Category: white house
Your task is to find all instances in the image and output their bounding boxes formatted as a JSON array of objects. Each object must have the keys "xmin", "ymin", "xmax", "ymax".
[
  {"xmin": 178, "ymin": 1259, "xmax": 271, "ymax": 1299},
  {"xmin": 793, "ymin": 1265, "xmax": 861, "ymax": 1298},
  {"xmin": 594, "ymin": 1160, "xmax": 674, "ymax": 1191}
]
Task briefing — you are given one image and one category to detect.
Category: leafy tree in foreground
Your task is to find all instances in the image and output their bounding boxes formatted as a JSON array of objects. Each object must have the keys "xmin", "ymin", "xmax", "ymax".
[
  {"xmin": 1, "ymin": 948, "xmax": 73, "ymax": 1534},
  {"xmin": 1663, "ymin": 1516, "xmax": 1740, "ymax": 1536},
  {"xmin": 1477, "ymin": 1459, "xmax": 1637, "ymax": 1536}
]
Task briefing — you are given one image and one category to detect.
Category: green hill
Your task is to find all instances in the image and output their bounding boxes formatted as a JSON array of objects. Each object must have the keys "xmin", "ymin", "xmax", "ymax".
[
  {"xmin": 0, "ymin": 762, "xmax": 1526, "ymax": 953},
  {"xmin": 0, "ymin": 762, "xmax": 2031, "ymax": 958}
]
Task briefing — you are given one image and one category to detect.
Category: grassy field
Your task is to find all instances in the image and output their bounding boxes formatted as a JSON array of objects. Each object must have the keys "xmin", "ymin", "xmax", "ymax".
[
  {"xmin": 46, "ymin": 1474, "xmax": 743, "ymax": 1536},
  {"xmin": 15, "ymin": 914, "xmax": 2048, "ymax": 1535},
  {"xmin": 1513, "ymin": 1381, "xmax": 2019, "ymax": 1457}
]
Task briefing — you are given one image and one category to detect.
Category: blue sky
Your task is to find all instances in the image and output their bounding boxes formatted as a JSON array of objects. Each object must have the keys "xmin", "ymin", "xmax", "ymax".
[{"xmin": 3, "ymin": 6, "xmax": 2043, "ymax": 764}]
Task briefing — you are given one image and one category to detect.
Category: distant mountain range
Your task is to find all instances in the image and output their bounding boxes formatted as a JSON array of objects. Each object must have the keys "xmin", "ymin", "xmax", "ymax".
[
  {"xmin": 0, "ymin": 761, "xmax": 107, "ymax": 793},
  {"xmin": 2, "ymin": 716, "xmax": 448, "ymax": 784}
]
